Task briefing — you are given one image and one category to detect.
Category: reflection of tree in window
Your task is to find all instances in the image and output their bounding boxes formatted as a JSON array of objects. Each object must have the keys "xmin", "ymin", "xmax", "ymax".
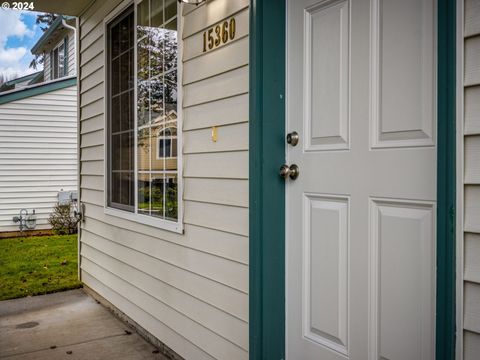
[{"xmin": 136, "ymin": 0, "xmax": 178, "ymax": 221}]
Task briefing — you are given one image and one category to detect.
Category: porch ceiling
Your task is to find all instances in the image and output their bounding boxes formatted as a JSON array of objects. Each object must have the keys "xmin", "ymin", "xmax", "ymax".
[{"xmin": 31, "ymin": 0, "xmax": 92, "ymax": 16}]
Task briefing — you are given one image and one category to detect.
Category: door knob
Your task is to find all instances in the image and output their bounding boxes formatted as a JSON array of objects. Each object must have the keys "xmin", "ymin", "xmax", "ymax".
[
  {"xmin": 286, "ymin": 131, "xmax": 299, "ymax": 146},
  {"xmin": 279, "ymin": 164, "xmax": 299, "ymax": 180}
]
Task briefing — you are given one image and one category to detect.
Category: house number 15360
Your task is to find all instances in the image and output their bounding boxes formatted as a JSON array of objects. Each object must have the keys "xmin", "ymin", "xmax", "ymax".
[{"xmin": 202, "ymin": 18, "xmax": 236, "ymax": 53}]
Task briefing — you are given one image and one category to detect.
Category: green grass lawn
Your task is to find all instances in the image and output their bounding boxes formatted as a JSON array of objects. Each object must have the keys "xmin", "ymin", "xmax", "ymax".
[{"xmin": 0, "ymin": 234, "xmax": 82, "ymax": 301}]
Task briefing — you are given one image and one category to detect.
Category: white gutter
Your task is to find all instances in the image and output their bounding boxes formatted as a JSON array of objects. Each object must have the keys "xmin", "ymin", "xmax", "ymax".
[{"xmin": 62, "ymin": 18, "xmax": 77, "ymax": 33}]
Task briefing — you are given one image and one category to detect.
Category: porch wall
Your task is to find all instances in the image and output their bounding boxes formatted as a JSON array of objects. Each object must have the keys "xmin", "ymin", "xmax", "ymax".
[
  {"xmin": 462, "ymin": 0, "xmax": 480, "ymax": 358},
  {"xmin": 78, "ymin": 1, "xmax": 249, "ymax": 359},
  {"xmin": 0, "ymin": 85, "xmax": 77, "ymax": 232}
]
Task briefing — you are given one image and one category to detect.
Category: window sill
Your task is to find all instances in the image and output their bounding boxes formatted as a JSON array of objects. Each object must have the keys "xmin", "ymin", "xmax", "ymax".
[{"xmin": 104, "ymin": 207, "xmax": 183, "ymax": 234}]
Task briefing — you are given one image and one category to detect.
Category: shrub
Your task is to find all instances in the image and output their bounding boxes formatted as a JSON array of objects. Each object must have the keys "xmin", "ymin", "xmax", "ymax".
[{"xmin": 48, "ymin": 203, "xmax": 78, "ymax": 235}]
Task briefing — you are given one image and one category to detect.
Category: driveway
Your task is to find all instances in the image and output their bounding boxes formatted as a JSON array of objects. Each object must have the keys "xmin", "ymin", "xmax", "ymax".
[{"xmin": 0, "ymin": 289, "xmax": 167, "ymax": 360}]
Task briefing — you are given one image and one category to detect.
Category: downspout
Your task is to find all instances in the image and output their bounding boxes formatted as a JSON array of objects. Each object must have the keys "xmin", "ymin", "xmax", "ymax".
[{"xmin": 64, "ymin": 16, "xmax": 82, "ymax": 282}]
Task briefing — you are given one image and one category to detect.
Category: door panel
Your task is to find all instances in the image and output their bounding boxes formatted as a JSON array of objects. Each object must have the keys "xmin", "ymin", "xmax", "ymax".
[
  {"xmin": 304, "ymin": 194, "xmax": 349, "ymax": 355},
  {"xmin": 305, "ymin": 0, "xmax": 350, "ymax": 151},
  {"xmin": 286, "ymin": 0, "xmax": 437, "ymax": 359}
]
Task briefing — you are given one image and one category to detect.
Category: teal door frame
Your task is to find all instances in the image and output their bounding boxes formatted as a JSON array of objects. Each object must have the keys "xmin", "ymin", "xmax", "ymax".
[{"xmin": 249, "ymin": 0, "xmax": 456, "ymax": 359}]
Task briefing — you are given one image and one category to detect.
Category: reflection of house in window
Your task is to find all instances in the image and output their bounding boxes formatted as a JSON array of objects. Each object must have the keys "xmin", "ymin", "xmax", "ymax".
[{"xmin": 156, "ymin": 117, "xmax": 178, "ymax": 159}]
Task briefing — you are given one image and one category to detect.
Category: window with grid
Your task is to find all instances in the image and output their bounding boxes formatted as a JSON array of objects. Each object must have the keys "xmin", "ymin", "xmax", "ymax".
[
  {"xmin": 106, "ymin": 0, "xmax": 180, "ymax": 230},
  {"xmin": 51, "ymin": 39, "xmax": 67, "ymax": 79}
]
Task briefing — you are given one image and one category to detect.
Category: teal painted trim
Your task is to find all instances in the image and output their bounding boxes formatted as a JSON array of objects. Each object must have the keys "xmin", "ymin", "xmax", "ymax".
[
  {"xmin": 436, "ymin": 0, "xmax": 456, "ymax": 358},
  {"xmin": 249, "ymin": 0, "xmax": 286, "ymax": 359},
  {"xmin": 0, "ymin": 77, "xmax": 77, "ymax": 105}
]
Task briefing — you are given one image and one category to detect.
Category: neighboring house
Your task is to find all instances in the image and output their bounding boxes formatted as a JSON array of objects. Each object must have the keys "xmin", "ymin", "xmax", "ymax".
[
  {"xmin": 0, "ymin": 16, "xmax": 77, "ymax": 234},
  {"xmin": 28, "ymin": 0, "xmax": 478, "ymax": 360}
]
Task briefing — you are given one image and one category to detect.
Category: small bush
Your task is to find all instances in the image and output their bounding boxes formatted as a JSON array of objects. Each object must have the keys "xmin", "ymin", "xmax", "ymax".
[{"xmin": 48, "ymin": 203, "xmax": 78, "ymax": 235}]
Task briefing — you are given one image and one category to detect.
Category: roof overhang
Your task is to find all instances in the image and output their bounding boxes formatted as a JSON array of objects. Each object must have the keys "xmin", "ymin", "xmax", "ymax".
[{"xmin": 30, "ymin": 0, "xmax": 93, "ymax": 16}]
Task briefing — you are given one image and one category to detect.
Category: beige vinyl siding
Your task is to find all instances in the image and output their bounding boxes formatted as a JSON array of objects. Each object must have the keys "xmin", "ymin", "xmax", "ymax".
[
  {"xmin": 0, "ymin": 85, "xmax": 77, "ymax": 232},
  {"xmin": 463, "ymin": 0, "xmax": 480, "ymax": 358},
  {"xmin": 78, "ymin": 0, "xmax": 249, "ymax": 359}
]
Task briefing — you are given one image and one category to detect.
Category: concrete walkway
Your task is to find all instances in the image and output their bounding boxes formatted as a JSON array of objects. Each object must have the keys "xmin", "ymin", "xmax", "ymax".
[{"xmin": 0, "ymin": 289, "xmax": 167, "ymax": 360}]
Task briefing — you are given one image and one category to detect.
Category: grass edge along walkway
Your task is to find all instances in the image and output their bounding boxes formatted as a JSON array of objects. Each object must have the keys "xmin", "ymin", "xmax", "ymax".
[{"xmin": 0, "ymin": 234, "xmax": 82, "ymax": 301}]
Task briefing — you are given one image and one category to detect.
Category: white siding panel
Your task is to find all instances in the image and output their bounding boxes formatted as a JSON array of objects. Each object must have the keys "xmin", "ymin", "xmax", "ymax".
[
  {"xmin": 183, "ymin": 94, "xmax": 248, "ymax": 131},
  {"xmin": 0, "ymin": 85, "xmax": 77, "ymax": 232},
  {"xmin": 80, "ymin": 228, "xmax": 248, "ymax": 320},
  {"xmin": 183, "ymin": 178, "xmax": 248, "ymax": 207},
  {"xmin": 184, "ymin": 151, "xmax": 248, "ymax": 179},
  {"xmin": 465, "ymin": 36, "xmax": 480, "ymax": 86},
  {"xmin": 44, "ymin": 52, "xmax": 51, "ymax": 81},
  {"xmin": 183, "ymin": 36, "xmax": 249, "ymax": 85},
  {"xmin": 79, "ymin": 0, "xmax": 250, "ymax": 358},
  {"xmin": 465, "ymin": 135, "xmax": 480, "ymax": 183},
  {"xmin": 465, "ymin": 233, "xmax": 480, "ymax": 283},
  {"xmin": 183, "ymin": 65, "xmax": 249, "ymax": 107},
  {"xmin": 465, "ymin": 0, "xmax": 480, "ymax": 37},
  {"xmin": 464, "ymin": 282, "xmax": 480, "ymax": 334},
  {"xmin": 463, "ymin": 6, "xmax": 480, "ymax": 357},
  {"xmin": 68, "ymin": 32, "xmax": 76, "ymax": 76},
  {"xmin": 465, "ymin": 86, "xmax": 480, "ymax": 134},
  {"xmin": 184, "ymin": 201, "xmax": 248, "ymax": 237},
  {"xmin": 81, "ymin": 246, "xmax": 248, "ymax": 350},
  {"xmin": 464, "ymin": 331, "xmax": 480, "ymax": 360},
  {"xmin": 183, "ymin": 122, "xmax": 248, "ymax": 154},
  {"xmin": 465, "ymin": 185, "xmax": 480, "ymax": 233}
]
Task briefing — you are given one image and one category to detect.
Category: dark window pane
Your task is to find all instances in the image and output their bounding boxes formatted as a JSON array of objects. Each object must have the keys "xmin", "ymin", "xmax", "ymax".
[
  {"xmin": 111, "ymin": 95, "xmax": 121, "ymax": 133},
  {"xmin": 112, "ymin": 134, "xmax": 121, "ymax": 170},
  {"xmin": 120, "ymin": 172, "xmax": 133, "ymax": 206},
  {"xmin": 120, "ymin": 51, "xmax": 130, "ymax": 92},
  {"xmin": 119, "ymin": 15, "xmax": 131, "ymax": 53},
  {"xmin": 120, "ymin": 91, "xmax": 131, "ymax": 131},
  {"xmin": 120, "ymin": 132, "xmax": 132, "ymax": 171},
  {"xmin": 111, "ymin": 173, "xmax": 121, "ymax": 204},
  {"xmin": 108, "ymin": 6, "xmax": 134, "ymax": 212},
  {"xmin": 112, "ymin": 58, "xmax": 120, "ymax": 95},
  {"xmin": 151, "ymin": 174, "xmax": 164, "ymax": 218},
  {"xmin": 111, "ymin": 24, "xmax": 120, "ymax": 58}
]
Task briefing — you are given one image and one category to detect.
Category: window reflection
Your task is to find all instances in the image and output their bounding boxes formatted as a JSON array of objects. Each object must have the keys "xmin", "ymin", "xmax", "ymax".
[{"xmin": 136, "ymin": 0, "xmax": 178, "ymax": 221}]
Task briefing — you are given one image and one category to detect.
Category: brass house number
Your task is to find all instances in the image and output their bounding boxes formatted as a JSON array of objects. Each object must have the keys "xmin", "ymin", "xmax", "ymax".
[{"xmin": 202, "ymin": 17, "xmax": 236, "ymax": 52}]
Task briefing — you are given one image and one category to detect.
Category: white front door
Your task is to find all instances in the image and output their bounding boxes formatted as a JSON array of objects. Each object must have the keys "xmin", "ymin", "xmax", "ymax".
[{"xmin": 286, "ymin": 0, "xmax": 437, "ymax": 359}]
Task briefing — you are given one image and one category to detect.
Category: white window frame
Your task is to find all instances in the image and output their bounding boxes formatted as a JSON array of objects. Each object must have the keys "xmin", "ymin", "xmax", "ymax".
[{"xmin": 103, "ymin": 0, "xmax": 183, "ymax": 234}]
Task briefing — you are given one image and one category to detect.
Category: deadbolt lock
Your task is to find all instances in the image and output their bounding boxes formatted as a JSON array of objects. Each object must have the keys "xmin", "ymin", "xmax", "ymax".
[
  {"xmin": 279, "ymin": 164, "xmax": 300, "ymax": 180},
  {"xmin": 286, "ymin": 131, "xmax": 299, "ymax": 146}
]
